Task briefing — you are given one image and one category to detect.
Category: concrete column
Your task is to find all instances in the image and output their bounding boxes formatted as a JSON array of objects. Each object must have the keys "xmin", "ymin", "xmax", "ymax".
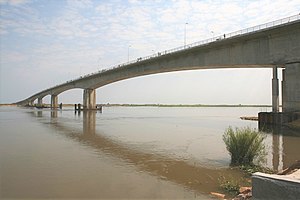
[
  {"xmin": 272, "ymin": 66, "xmax": 279, "ymax": 113},
  {"xmin": 83, "ymin": 89, "xmax": 96, "ymax": 110},
  {"xmin": 282, "ymin": 63, "xmax": 300, "ymax": 112},
  {"xmin": 28, "ymin": 100, "xmax": 34, "ymax": 106},
  {"xmin": 51, "ymin": 95, "xmax": 58, "ymax": 109},
  {"xmin": 38, "ymin": 98, "xmax": 43, "ymax": 105},
  {"xmin": 281, "ymin": 69, "xmax": 286, "ymax": 111}
]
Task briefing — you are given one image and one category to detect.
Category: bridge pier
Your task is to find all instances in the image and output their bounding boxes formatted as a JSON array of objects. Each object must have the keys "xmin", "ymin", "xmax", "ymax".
[
  {"xmin": 51, "ymin": 95, "xmax": 58, "ymax": 109},
  {"xmin": 28, "ymin": 100, "xmax": 34, "ymax": 106},
  {"xmin": 38, "ymin": 98, "xmax": 43, "ymax": 106},
  {"xmin": 259, "ymin": 64, "xmax": 300, "ymax": 126},
  {"xmin": 282, "ymin": 69, "xmax": 286, "ymax": 111},
  {"xmin": 282, "ymin": 63, "xmax": 300, "ymax": 112},
  {"xmin": 83, "ymin": 89, "xmax": 96, "ymax": 110},
  {"xmin": 272, "ymin": 66, "xmax": 279, "ymax": 113}
]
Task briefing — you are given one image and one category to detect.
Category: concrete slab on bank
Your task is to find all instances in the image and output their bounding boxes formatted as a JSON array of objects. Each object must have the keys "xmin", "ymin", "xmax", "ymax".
[{"xmin": 252, "ymin": 170, "xmax": 300, "ymax": 200}]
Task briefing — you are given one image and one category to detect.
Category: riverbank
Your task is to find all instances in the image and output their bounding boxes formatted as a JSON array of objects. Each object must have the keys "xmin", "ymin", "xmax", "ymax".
[
  {"xmin": 0, "ymin": 104, "xmax": 16, "ymax": 106},
  {"xmin": 1, "ymin": 103, "xmax": 272, "ymax": 108},
  {"xmin": 103, "ymin": 103, "xmax": 272, "ymax": 108}
]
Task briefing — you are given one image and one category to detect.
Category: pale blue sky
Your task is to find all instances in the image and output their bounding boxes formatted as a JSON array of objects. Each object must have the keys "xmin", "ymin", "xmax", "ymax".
[{"xmin": 0, "ymin": 0, "xmax": 299, "ymax": 104}]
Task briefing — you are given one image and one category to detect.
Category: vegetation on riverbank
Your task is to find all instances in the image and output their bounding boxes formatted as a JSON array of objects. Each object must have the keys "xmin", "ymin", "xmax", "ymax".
[
  {"xmin": 218, "ymin": 126, "xmax": 276, "ymax": 199},
  {"xmin": 223, "ymin": 126, "xmax": 266, "ymax": 166},
  {"xmin": 218, "ymin": 175, "xmax": 241, "ymax": 195}
]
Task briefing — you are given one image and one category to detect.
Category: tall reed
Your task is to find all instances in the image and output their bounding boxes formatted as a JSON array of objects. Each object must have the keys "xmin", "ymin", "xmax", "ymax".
[{"xmin": 223, "ymin": 126, "xmax": 266, "ymax": 166}]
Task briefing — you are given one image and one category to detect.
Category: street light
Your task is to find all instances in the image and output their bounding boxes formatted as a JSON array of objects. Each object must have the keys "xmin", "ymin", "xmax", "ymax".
[
  {"xmin": 97, "ymin": 57, "xmax": 101, "ymax": 68},
  {"xmin": 127, "ymin": 45, "xmax": 131, "ymax": 62},
  {"xmin": 184, "ymin": 22, "xmax": 188, "ymax": 47}
]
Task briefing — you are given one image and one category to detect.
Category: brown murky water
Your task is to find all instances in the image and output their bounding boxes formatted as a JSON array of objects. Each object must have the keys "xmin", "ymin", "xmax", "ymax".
[{"xmin": 1, "ymin": 106, "xmax": 299, "ymax": 199}]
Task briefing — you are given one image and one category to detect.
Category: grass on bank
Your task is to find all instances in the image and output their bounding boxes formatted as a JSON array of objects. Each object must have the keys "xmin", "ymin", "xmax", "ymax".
[
  {"xmin": 223, "ymin": 126, "xmax": 267, "ymax": 166},
  {"xmin": 219, "ymin": 126, "xmax": 277, "ymax": 196},
  {"xmin": 218, "ymin": 176, "xmax": 241, "ymax": 195}
]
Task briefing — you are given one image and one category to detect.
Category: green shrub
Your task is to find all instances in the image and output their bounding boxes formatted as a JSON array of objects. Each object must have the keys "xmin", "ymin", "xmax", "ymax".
[
  {"xmin": 239, "ymin": 164, "xmax": 275, "ymax": 175},
  {"xmin": 223, "ymin": 126, "xmax": 266, "ymax": 166},
  {"xmin": 218, "ymin": 176, "xmax": 240, "ymax": 195}
]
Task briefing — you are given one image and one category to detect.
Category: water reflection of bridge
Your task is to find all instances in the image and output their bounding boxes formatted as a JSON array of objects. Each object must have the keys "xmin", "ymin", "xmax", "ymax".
[
  {"xmin": 31, "ymin": 110, "xmax": 300, "ymax": 194},
  {"xmin": 31, "ymin": 110, "xmax": 243, "ymax": 195},
  {"xmin": 266, "ymin": 126, "xmax": 300, "ymax": 171}
]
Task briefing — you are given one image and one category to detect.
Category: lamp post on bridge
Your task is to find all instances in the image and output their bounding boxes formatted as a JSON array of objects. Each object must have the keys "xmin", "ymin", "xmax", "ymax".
[
  {"xmin": 184, "ymin": 22, "xmax": 188, "ymax": 47},
  {"xmin": 97, "ymin": 57, "xmax": 102, "ymax": 68},
  {"xmin": 127, "ymin": 45, "xmax": 131, "ymax": 62}
]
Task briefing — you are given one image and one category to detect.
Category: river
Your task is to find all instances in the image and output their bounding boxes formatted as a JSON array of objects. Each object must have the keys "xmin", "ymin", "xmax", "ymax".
[{"xmin": 1, "ymin": 106, "xmax": 299, "ymax": 199}]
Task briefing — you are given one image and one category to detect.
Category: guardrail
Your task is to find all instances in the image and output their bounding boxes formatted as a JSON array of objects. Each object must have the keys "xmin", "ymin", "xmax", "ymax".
[{"xmin": 47, "ymin": 14, "xmax": 300, "ymax": 92}]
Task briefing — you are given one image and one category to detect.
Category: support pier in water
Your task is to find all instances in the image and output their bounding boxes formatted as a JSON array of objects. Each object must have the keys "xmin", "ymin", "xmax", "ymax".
[{"xmin": 259, "ymin": 64, "xmax": 300, "ymax": 126}]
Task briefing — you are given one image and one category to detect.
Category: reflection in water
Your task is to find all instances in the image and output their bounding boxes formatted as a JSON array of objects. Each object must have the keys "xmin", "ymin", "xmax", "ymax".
[
  {"xmin": 32, "ymin": 110, "xmax": 243, "ymax": 195},
  {"xmin": 35, "ymin": 109, "xmax": 300, "ymax": 175},
  {"xmin": 260, "ymin": 125, "xmax": 300, "ymax": 171},
  {"xmin": 50, "ymin": 110, "xmax": 57, "ymax": 118},
  {"xmin": 83, "ymin": 111, "xmax": 96, "ymax": 135},
  {"xmin": 3, "ymin": 107, "xmax": 299, "ymax": 199},
  {"xmin": 282, "ymin": 135, "xmax": 300, "ymax": 169},
  {"xmin": 272, "ymin": 133, "xmax": 280, "ymax": 171},
  {"xmin": 37, "ymin": 111, "xmax": 43, "ymax": 117}
]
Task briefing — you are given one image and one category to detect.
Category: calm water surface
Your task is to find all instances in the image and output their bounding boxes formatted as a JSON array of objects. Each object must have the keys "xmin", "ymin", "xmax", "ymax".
[{"xmin": 1, "ymin": 106, "xmax": 299, "ymax": 199}]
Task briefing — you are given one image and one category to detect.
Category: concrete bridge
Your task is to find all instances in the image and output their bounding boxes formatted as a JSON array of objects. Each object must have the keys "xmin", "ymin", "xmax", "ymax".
[{"xmin": 16, "ymin": 15, "xmax": 300, "ymax": 112}]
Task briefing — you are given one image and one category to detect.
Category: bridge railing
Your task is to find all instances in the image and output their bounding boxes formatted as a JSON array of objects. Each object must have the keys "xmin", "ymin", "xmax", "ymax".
[
  {"xmin": 47, "ymin": 14, "xmax": 299, "ymax": 92},
  {"xmin": 110, "ymin": 14, "xmax": 300, "ymax": 69}
]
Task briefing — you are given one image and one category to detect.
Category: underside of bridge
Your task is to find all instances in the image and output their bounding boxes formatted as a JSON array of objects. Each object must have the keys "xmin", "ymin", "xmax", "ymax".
[{"xmin": 45, "ymin": 63, "xmax": 300, "ymax": 112}]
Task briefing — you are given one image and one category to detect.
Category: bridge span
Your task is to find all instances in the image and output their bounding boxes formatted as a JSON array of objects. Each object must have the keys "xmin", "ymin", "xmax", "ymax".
[{"xmin": 16, "ymin": 15, "xmax": 300, "ymax": 112}]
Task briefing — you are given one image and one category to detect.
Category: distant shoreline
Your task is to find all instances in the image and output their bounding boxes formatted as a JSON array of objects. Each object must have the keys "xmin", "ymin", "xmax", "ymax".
[
  {"xmin": 102, "ymin": 104, "xmax": 272, "ymax": 108},
  {"xmin": 0, "ymin": 104, "xmax": 16, "ymax": 106},
  {"xmin": 0, "ymin": 103, "xmax": 272, "ymax": 108}
]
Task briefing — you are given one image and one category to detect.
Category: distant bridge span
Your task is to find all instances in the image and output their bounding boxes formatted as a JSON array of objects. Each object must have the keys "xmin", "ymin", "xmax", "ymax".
[{"xmin": 17, "ymin": 15, "xmax": 300, "ymax": 112}]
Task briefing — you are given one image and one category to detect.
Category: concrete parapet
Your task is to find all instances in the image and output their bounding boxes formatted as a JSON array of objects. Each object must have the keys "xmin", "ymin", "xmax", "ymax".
[{"xmin": 252, "ymin": 171, "xmax": 300, "ymax": 200}]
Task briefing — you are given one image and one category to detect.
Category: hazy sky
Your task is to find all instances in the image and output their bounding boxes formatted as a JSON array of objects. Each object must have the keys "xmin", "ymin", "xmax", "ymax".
[{"xmin": 0, "ymin": 0, "xmax": 299, "ymax": 104}]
